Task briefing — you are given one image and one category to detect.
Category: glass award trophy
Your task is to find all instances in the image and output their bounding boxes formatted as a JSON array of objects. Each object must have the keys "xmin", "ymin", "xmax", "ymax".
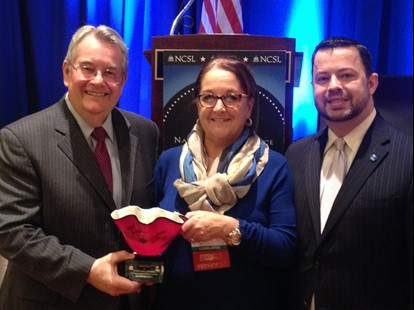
[{"xmin": 111, "ymin": 205, "xmax": 186, "ymax": 283}]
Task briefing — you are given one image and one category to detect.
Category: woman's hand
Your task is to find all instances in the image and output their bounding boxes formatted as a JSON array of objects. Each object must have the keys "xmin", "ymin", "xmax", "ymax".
[{"xmin": 180, "ymin": 210, "xmax": 238, "ymax": 243}]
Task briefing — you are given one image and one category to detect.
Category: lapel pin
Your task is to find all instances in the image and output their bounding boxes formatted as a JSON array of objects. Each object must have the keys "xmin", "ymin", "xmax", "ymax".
[{"xmin": 369, "ymin": 154, "xmax": 377, "ymax": 162}]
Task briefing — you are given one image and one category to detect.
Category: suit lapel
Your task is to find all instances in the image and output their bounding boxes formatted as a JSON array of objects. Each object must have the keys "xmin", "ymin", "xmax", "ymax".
[
  {"xmin": 54, "ymin": 100, "xmax": 116, "ymax": 211},
  {"xmin": 321, "ymin": 117, "xmax": 390, "ymax": 239},
  {"xmin": 306, "ymin": 130, "xmax": 328, "ymax": 241},
  {"xmin": 112, "ymin": 109, "xmax": 137, "ymax": 208}
]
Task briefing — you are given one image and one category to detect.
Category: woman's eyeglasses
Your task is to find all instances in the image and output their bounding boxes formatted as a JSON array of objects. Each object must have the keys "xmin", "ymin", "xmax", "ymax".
[{"xmin": 196, "ymin": 93, "xmax": 249, "ymax": 108}]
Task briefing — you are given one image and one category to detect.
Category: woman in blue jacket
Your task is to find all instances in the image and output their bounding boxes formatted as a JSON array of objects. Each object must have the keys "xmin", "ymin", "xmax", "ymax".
[{"xmin": 153, "ymin": 55, "xmax": 296, "ymax": 310}]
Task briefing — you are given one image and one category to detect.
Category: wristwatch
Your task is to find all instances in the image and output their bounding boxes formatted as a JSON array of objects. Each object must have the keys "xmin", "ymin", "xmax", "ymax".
[{"xmin": 226, "ymin": 226, "xmax": 242, "ymax": 246}]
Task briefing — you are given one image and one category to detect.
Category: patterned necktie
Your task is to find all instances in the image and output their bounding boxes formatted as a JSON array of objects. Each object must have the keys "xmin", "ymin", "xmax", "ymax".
[
  {"xmin": 320, "ymin": 138, "xmax": 347, "ymax": 232},
  {"xmin": 91, "ymin": 127, "xmax": 113, "ymax": 193}
]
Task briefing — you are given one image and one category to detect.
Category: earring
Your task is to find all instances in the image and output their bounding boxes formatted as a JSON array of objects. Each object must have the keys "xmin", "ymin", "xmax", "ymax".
[{"xmin": 246, "ymin": 118, "xmax": 253, "ymax": 127}]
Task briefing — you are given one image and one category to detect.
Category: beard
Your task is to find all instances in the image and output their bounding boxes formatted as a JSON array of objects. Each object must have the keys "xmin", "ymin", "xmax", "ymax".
[
  {"xmin": 318, "ymin": 91, "xmax": 368, "ymax": 123},
  {"xmin": 319, "ymin": 107, "xmax": 356, "ymax": 122}
]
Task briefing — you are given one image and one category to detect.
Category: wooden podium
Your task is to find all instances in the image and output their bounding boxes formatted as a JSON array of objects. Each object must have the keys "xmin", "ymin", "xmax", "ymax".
[{"xmin": 145, "ymin": 34, "xmax": 296, "ymax": 153}]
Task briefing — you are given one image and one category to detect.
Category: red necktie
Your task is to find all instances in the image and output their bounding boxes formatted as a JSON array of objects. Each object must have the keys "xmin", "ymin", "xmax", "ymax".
[{"xmin": 92, "ymin": 127, "xmax": 113, "ymax": 193}]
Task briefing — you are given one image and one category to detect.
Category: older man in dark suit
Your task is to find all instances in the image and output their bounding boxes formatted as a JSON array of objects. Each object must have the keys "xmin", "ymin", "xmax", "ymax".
[
  {"xmin": 0, "ymin": 25, "xmax": 159, "ymax": 309},
  {"xmin": 286, "ymin": 37, "xmax": 412, "ymax": 310}
]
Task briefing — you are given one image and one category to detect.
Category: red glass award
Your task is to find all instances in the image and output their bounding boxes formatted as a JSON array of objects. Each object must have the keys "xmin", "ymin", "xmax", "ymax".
[{"xmin": 111, "ymin": 205, "xmax": 186, "ymax": 283}]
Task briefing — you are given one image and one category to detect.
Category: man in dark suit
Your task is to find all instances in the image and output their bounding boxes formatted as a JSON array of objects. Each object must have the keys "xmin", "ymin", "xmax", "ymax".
[
  {"xmin": 286, "ymin": 37, "xmax": 412, "ymax": 310},
  {"xmin": 0, "ymin": 25, "xmax": 159, "ymax": 309}
]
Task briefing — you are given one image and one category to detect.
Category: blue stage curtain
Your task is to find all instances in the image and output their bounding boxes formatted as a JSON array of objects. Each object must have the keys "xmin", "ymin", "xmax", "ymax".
[
  {"xmin": 0, "ymin": 0, "xmax": 180, "ymax": 128},
  {"xmin": 1, "ymin": 0, "xmax": 412, "ymax": 137}
]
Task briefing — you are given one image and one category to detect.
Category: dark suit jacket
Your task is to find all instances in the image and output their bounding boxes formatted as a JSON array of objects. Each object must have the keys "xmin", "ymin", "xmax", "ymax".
[
  {"xmin": 285, "ymin": 114, "xmax": 412, "ymax": 310},
  {"xmin": 0, "ymin": 97, "xmax": 159, "ymax": 309}
]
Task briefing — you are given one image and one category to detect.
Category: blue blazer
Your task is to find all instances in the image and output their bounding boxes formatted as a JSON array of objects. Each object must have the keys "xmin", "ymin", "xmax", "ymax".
[
  {"xmin": 0, "ymin": 97, "xmax": 159, "ymax": 309},
  {"xmin": 285, "ymin": 114, "xmax": 412, "ymax": 310},
  {"xmin": 152, "ymin": 145, "xmax": 296, "ymax": 310}
]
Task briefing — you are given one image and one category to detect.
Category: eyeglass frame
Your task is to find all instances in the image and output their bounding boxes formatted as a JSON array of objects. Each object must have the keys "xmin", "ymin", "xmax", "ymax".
[
  {"xmin": 196, "ymin": 93, "xmax": 250, "ymax": 108},
  {"xmin": 68, "ymin": 62, "xmax": 124, "ymax": 85}
]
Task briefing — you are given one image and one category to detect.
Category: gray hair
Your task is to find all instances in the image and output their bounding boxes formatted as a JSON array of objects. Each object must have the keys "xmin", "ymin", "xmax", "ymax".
[{"xmin": 65, "ymin": 25, "xmax": 128, "ymax": 74}]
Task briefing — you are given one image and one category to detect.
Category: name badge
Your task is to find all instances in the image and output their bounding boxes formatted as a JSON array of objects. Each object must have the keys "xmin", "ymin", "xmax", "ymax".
[{"xmin": 191, "ymin": 238, "xmax": 230, "ymax": 271}]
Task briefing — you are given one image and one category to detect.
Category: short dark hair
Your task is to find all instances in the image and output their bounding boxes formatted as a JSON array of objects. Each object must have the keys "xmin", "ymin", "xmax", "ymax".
[{"xmin": 311, "ymin": 36, "xmax": 373, "ymax": 78}]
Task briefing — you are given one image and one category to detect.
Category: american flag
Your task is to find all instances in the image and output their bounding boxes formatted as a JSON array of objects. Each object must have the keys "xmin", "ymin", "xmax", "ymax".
[{"xmin": 199, "ymin": 0, "xmax": 243, "ymax": 34}]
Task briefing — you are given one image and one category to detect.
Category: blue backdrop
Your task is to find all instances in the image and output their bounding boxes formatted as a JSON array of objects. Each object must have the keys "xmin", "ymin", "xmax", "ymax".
[{"xmin": 1, "ymin": 0, "xmax": 412, "ymax": 140}]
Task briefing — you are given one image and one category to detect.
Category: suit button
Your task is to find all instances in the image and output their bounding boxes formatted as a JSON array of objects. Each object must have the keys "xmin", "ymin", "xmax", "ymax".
[{"xmin": 313, "ymin": 261, "xmax": 320, "ymax": 269}]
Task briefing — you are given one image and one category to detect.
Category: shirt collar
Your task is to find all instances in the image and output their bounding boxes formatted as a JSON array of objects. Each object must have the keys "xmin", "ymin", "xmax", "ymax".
[
  {"xmin": 325, "ymin": 108, "xmax": 377, "ymax": 154},
  {"xmin": 64, "ymin": 93, "xmax": 114, "ymax": 143}
]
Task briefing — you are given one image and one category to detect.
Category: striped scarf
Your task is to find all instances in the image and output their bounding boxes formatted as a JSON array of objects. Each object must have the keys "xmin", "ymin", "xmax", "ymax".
[{"xmin": 174, "ymin": 121, "xmax": 269, "ymax": 214}]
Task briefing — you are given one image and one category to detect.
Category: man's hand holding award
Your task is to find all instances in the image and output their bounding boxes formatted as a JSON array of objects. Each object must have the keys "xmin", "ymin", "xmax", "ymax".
[{"xmin": 111, "ymin": 205, "xmax": 186, "ymax": 283}]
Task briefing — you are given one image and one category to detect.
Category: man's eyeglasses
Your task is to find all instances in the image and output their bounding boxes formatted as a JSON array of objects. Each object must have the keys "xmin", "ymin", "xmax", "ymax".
[
  {"xmin": 69, "ymin": 63, "xmax": 123, "ymax": 85},
  {"xmin": 196, "ymin": 93, "xmax": 249, "ymax": 108}
]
